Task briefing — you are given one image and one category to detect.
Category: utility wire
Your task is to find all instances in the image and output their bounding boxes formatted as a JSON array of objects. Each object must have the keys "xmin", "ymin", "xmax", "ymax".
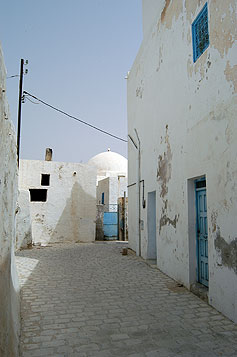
[
  {"xmin": 23, "ymin": 91, "xmax": 128, "ymax": 143},
  {"xmin": 24, "ymin": 96, "xmax": 39, "ymax": 104},
  {"xmin": 7, "ymin": 74, "xmax": 20, "ymax": 79}
]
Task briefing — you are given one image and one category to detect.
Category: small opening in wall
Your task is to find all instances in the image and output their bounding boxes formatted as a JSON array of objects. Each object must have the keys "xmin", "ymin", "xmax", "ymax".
[
  {"xmin": 41, "ymin": 174, "xmax": 50, "ymax": 186},
  {"xmin": 196, "ymin": 179, "xmax": 206, "ymax": 189},
  {"xmin": 29, "ymin": 189, "xmax": 47, "ymax": 202}
]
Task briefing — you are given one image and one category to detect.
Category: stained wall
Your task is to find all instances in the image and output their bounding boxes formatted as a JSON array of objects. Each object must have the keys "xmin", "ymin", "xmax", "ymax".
[
  {"xmin": 0, "ymin": 44, "xmax": 20, "ymax": 356},
  {"xmin": 18, "ymin": 160, "xmax": 97, "ymax": 244},
  {"xmin": 128, "ymin": 0, "xmax": 237, "ymax": 322}
]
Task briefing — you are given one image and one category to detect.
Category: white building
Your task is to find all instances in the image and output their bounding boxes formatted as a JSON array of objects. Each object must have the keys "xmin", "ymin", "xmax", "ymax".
[
  {"xmin": 17, "ymin": 152, "xmax": 97, "ymax": 247},
  {"xmin": 0, "ymin": 44, "xmax": 20, "ymax": 356},
  {"xmin": 128, "ymin": 0, "xmax": 237, "ymax": 322},
  {"xmin": 88, "ymin": 149, "xmax": 128, "ymax": 240},
  {"xmin": 88, "ymin": 149, "xmax": 127, "ymax": 208}
]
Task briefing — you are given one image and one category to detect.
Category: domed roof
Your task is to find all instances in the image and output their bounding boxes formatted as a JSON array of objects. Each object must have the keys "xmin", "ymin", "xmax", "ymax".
[{"xmin": 88, "ymin": 149, "xmax": 127, "ymax": 174}]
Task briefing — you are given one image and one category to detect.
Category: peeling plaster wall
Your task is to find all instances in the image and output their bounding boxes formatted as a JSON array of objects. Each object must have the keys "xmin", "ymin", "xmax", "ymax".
[
  {"xmin": 128, "ymin": 0, "xmax": 237, "ymax": 322},
  {"xmin": 142, "ymin": 0, "xmax": 166, "ymax": 38},
  {"xmin": 0, "ymin": 45, "xmax": 20, "ymax": 356},
  {"xmin": 18, "ymin": 160, "xmax": 97, "ymax": 244}
]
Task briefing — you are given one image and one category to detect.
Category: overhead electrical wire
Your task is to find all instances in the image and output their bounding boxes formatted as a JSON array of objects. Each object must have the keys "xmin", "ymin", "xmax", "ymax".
[
  {"xmin": 23, "ymin": 91, "xmax": 128, "ymax": 143},
  {"xmin": 24, "ymin": 96, "xmax": 39, "ymax": 104},
  {"xmin": 7, "ymin": 74, "xmax": 20, "ymax": 79}
]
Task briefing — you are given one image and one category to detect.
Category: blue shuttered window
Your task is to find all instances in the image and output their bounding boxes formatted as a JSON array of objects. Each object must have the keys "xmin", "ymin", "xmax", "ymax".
[{"xmin": 192, "ymin": 3, "xmax": 209, "ymax": 63}]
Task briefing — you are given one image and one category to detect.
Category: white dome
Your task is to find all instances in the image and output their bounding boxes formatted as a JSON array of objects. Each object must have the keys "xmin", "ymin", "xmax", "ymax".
[{"xmin": 88, "ymin": 150, "xmax": 127, "ymax": 174}]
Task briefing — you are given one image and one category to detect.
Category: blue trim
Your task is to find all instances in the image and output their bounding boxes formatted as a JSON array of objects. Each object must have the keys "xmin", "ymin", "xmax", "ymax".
[
  {"xmin": 195, "ymin": 176, "xmax": 208, "ymax": 287},
  {"xmin": 195, "ymin": 176, "xmax": 205, "ymax": 283},
  {"xmin": 192, "ymin": 3, "xmax": 209, "ymax": 62},
  {"xmin": 195, "ymin": 183, "xmax": 200, "ymax": 282}
]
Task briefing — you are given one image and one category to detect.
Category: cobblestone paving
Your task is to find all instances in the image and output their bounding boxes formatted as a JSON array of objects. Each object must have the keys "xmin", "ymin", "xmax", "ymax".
[{"xmin": 16, "ymin": 242, "xmax": 237, "ymax": 357}]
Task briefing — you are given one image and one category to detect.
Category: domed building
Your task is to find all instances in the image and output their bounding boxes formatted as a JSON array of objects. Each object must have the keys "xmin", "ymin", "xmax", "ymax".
[
  {"xmin": 88, "ymin": 149, "xmax": 127, "ymax": 207},
  {"xmin": 88, "ymin": 149, "xmax": 128, "ymax": 240},
  {"xmin": 88, "ymin": 149, "xmax": 127, "ymax": 183}
]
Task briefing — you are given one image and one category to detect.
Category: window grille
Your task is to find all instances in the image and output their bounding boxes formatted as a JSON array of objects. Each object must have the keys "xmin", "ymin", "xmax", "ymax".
[{"xmin": 192, "ymin": 3, "xmax": 209, "ymax": 62}]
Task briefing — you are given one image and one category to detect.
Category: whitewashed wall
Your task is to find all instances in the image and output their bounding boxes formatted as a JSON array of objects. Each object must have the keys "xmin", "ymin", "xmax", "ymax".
[
  {"xmin": 19, "ymin": 160, "xmax": 97, "ymax": 244},
  {"xmin": 97, "ymin": 176, "xmax": 128, "ymax": 207},
  {"xmin": 97, "ymin": 177, "xmax": 110, "ymax": 205},
  {"xmin": 0, "ymin": 45, "xmax": 20, "ymax": 356},
  {"xmin": 16, "ymin": 190, "xmax": 32, "ymax": 250},
  {"xmin": 128, "ymin": 0, "xmax": 237, "ymax": 322}
]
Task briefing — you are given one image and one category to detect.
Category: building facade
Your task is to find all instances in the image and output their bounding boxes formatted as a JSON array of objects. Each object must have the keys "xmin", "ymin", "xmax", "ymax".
[
  {"xmin": 128, "ymin": 0, "xmax": 237, "ymax": 322},
  {"xmin": 18, "ymin": 156, "xmax": 97, "ymax": 246},
  {"xmin": 88, "ymin": 150, "xmax": 128, "ymax": 239},
  {"xmin": 0, "ymin": 44, "xmax": 20, "ymax": 356}
]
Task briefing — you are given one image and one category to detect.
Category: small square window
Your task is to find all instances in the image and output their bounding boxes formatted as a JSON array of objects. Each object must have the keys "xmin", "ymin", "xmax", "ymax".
[
  {"xmin": 192, "ymin": 3, "xmax": 209, "ymax": 63},
  {"xmin": 29, "ymin": 189, "xmax": 47, "ymax": 202},
  {"xmin": 41, "ymin": 174, "xmax": 50, "ymax": 186}
]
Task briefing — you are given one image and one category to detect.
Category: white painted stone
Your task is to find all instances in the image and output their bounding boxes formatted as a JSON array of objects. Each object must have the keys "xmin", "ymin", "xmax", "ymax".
[
  {"xmin": 96, "ymin": 176, "xmax": 127, "ymax": 207},
  {"xmin": 88, "ymin": 150, "xmax": 127, "ymax": 178},
  {"xmin": 128, "ymin": 0, "xmax": 237, "ymax": 322},
  {"xmin": 88, "ymin": 150, "xmax": 128, "ymax": 207},
  {"xmin": 0, "ymin": 43, "xmax": 20, "ymax": 356},
  {"xmin": 16, "ymin": 189, "xmax": 32, "ymax": 250},
  {"xmin": 18, "ymin": 160, "xmax": 97, "ymax": 245}
]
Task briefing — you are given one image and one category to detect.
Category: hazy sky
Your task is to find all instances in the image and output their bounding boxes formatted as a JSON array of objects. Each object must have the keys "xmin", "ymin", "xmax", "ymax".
[{"xmin": 0, "ymin": 0, "xmax": 142, "ymax": 163}]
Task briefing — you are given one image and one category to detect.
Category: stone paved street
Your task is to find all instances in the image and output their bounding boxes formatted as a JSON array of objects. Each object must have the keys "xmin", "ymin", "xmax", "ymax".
[{"xmin": 16, "ymin": 242, "xmax": 237, "ymax": 357}]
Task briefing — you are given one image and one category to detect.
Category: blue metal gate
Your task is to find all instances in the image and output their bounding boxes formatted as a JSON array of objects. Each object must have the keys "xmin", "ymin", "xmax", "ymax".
[
  {"xmin": 103, "ymin": 212, "xmax": 118, "ymax": 238},
  {"xmin": 103, "ymin": 204, "xmax": 118, "ymax": 239},
  {"xmin": 196, "ymin": 179, "xmax": 208, "ymax": 287}
]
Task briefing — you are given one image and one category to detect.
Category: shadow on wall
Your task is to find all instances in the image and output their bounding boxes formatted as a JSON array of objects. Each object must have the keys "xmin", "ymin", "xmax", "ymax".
[
  {"xmin": 16, "ymin": 190, "xmax": 32, "ymax": 250},
  {"xmin": 0, "ymin": 252, "xmax": 20, "ymax": 357},
  {"xmin": 46, "ymin": 181, "xmax": 96, "ymax": 244}
]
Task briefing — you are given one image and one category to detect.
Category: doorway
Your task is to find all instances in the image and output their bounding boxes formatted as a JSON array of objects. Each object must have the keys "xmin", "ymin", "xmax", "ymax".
[
  {"xmin": 147, "ymin": 191, "xmax": 157, "ymax": 260},
  {"xmin": 196, "ymin": 178, "xmax": 208, "ymax": 287}
]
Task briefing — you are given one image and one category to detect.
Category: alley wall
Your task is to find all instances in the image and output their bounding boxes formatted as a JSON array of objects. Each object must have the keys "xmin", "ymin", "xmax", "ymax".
[
  {"xmin": 128, "ymin": 0, "xmax": 237, "ymax": 322},
  {"xmin": 0, "ymin": 45, "xmax": 20, "ymax": 356},
  {"xmin": 19, "ymin": 160, "xmax": 97, "ymax": 245}
]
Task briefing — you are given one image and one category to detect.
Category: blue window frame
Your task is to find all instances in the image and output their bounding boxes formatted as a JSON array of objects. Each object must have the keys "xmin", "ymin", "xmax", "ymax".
[
  {"xmin": 101, "ymin": 192, "xmax": 104, "ymax": 204},
  {"xmin": 192, "ymin": 3, "xmax": 209, "ymax": 63}
]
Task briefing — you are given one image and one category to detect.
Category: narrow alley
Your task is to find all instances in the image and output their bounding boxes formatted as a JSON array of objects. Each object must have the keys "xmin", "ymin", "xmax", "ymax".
[{"xmin": 16, "ymin": 242, "xmax": 237, "ymax": 357}]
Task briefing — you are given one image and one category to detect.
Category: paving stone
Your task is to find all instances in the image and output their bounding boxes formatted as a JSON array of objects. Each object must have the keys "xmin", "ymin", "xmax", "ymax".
[{"xmin": 16, "ymin": 242, "xmax": 237, "ymax": 357}]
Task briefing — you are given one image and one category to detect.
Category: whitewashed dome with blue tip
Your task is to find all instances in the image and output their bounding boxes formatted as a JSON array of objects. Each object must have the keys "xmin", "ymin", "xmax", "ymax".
[{"xmin": 88, "ymin": 149, "xmax": 127, "ymax": 176}]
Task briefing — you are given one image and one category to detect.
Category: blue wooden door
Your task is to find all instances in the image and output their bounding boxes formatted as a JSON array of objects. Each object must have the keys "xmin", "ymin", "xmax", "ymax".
[
  {"xmin": 196, "ymin": 185, "xmax": 208, "ymax": 287},
  {"xmin": 103, "ymin": 212, "xmax": 118, "ymax": 238}
]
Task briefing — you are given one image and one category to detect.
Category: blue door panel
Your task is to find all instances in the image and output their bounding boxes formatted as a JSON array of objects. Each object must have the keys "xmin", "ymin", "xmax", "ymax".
[
  {"xmin": 103, "ymin": 224, "xmax": 117, "ymax": 237},
  {"xmin": 103, "ymin": 212, "xmax": 118, "ymax": 238},
  {"xmin": 103, "ymin": 212, "xmax": 117, "ymax": 225},
  {"xmin": 196, "ymin": 187, "xmax": 209, "ymax": 287}
]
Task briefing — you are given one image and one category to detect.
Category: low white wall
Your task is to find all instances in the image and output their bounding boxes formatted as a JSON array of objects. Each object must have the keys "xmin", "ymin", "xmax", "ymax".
[
  {"xmin": 19, "ymin": 160, "xmax": 97, "ymax": 244},
  {"xmin": 0, "ymin": 44, "xmax": 20, "ymax": 356}
]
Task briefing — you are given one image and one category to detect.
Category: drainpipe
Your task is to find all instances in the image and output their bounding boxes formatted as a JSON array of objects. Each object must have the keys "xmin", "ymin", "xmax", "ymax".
[
  {"xmin": 134, "ymin": 129, "xmax": 141, "ymax": 257},
  {"xmin": 128, "ymin": 129, "xmax": 141, "ymax": 256}
]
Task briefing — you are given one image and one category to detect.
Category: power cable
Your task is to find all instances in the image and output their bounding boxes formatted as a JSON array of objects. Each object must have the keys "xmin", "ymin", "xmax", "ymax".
[
  {"xmin": 7, "ymin": 74, "xmax": 20, "ymax": 79},
  {"xmin": 23, "ymin": 91, "xmax": 128, "ymax": 143},
  {"xmin": 24, "ymin": 96, "xmax": 39, "ymax": 104}
]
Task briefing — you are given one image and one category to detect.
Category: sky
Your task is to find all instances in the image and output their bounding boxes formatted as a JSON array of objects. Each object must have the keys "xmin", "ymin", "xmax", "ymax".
[{"xmin": 0, "ymin": 0, "xmax": 142, "ymax": 163}]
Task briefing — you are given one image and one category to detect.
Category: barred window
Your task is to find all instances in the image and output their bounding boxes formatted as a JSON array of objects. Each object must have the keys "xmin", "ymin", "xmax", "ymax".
[{"xmin": 192, "ymin": 3, "xmax": 209, "ymax": 63}]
